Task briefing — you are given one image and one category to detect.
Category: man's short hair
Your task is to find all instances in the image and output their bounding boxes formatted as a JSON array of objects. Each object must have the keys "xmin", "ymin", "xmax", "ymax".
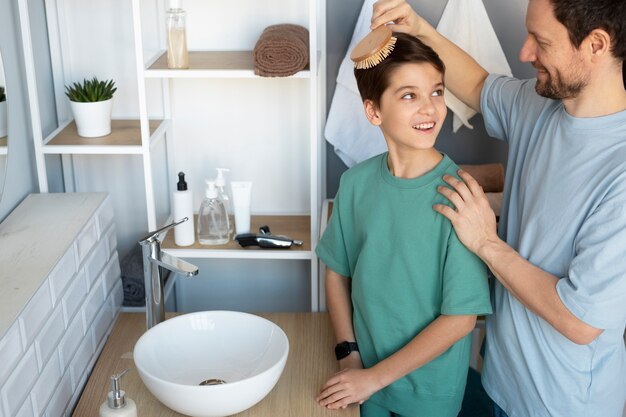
[
  {"xmin": 354, "ymin": 33, "xmax": 446, "ymax": 106},
  {"xmin": 549, "ymin": 0, "xmax": 626, "ymax": 61}
]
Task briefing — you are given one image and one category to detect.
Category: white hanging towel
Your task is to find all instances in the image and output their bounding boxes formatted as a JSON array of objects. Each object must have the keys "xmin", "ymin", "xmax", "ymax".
[
  {"xmin": 324, "ymin": 0, "xmax": 387, "ymax": 167},
  {"xmin": 436, "ymin": 0, "xmax": 513, "ymax": 132}
]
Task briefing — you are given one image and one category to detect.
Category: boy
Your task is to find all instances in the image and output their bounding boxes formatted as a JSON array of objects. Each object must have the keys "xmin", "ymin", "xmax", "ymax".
[{"xmin": 315, "ymin": 33, "xmax": 492, "ymax": 417}]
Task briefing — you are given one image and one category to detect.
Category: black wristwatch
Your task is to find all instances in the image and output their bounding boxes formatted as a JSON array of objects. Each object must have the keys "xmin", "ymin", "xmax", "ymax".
[{"xmin": 335, "ymin": 341, "xmax": 359, "ymax": 360}]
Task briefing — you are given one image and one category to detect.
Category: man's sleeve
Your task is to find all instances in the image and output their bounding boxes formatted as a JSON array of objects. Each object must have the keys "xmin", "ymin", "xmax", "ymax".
[
  {"xmin": 557, "ymin": 201, "xmax": 626, "ymax": 330},
  {"xmin": 480, "ymin": 74, "xmax": 540, "ymax": 143}
]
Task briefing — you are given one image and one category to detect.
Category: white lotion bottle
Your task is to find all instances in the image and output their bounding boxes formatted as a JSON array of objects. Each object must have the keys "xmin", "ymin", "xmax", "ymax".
[
  {"xmin": 99, "ymin": 369, "xmax": 137, "ymax": 417},
  {"xmin": 173, "ymin": 172, "xmax": 195, "ymax": 246},
  {"xmin": 231, "ymin": 181, "xmax": 252, "ymax": 235}
]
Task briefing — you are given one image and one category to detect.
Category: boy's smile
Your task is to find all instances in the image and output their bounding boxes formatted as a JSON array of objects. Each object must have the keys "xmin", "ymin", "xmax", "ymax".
[{"xmin": 413, "ymin": 121, "xmax": 436, "ymax": 133}]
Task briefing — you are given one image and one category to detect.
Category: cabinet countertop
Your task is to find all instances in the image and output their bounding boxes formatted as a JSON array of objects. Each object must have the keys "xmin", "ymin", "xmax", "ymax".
[
  {"xmin": 0, "ymin": 192, "xmax": 106, "ymax": 339},
  {"xmin": 72, "ymin": 312, "xmax": 359, "ymax": 417}
]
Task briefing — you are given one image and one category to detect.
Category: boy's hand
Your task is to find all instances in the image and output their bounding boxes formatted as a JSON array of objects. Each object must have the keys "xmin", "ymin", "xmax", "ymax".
[
  {"xmin": 316, "ymin": 368, "xmax": 382, "ymax": 410},
  {"xmin": 433, "ymin": 170, "xmax": 500, "ymax": 255},
  {"xmin": 371, "ymin": 0, "xmax": 425, "ymax": 38}
]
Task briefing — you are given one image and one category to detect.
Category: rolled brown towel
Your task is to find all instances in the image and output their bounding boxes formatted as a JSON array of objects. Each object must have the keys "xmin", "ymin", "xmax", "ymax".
[
  {"xmin": 459, "ymin": 163, "xmax": 505, "ymax": 193},
  {"xmin": 253, "ymin": 24, "xmax": 309, "ymax": 77}
]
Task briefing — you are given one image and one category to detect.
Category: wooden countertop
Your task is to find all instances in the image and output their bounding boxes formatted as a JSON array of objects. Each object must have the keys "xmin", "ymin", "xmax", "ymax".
[{"xmin": 73, "ymin": 312, "xmax": 359, "ymax": 417}]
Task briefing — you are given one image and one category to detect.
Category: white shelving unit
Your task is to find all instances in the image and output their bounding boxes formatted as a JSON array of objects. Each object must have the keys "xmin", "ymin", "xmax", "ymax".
[
  {"xmin": 130, "ymin": 0, "xmax": 327, "ymax": 311},
  {"xmin": 18, "ymin": 0, "xmax": 169, "ymax": 231},
  {"xmin": 22, "ymin": 0, "xmax": 327, "ymax": 311}
]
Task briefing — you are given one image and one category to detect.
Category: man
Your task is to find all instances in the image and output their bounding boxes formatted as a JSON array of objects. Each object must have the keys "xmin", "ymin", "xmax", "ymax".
[{"xmin": 371, "ymin": 0, "xmax": 626, "ymax": 416}]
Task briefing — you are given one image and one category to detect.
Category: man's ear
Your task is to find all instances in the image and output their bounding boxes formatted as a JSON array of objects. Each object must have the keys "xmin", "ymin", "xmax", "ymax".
[
  {"xmin": 364, "ymin": 100, "xmax": 382, "ymax": 126},
  {"xmin": 586, "ymin": 28, "xmax": 611, "ymax": 61}
]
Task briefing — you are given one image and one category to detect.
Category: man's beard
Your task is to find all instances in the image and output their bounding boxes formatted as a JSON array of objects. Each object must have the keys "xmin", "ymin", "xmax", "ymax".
[{"xmin": 534, "ymin": 63, "xmax": 587, "ymax": 100}]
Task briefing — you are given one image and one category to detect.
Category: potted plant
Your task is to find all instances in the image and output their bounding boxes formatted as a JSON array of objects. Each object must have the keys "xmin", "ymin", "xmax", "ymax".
[
  {"xmin": 65, "ymin": 77, "xmax": 116, "ymax": 138},
  {"xmin": 0, "ymin": 86, "xmax": 7, "ymax": 137}
]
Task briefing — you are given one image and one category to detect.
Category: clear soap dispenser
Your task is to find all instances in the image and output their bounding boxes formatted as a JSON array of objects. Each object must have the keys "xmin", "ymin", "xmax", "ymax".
[
  {"xmin": 99, "ymin": 369, "xmax": 137, "ymax": 417},
  {"xmin": 166, "ymin": 0, "xmax": 189, "ymax": 69},
  {"xmin": 198, "ymin": 180, "xmax": 229, "ymax": 245},
  {"xmin": 215, "ymin": 168, "xmax": 234, "ymax": 235}
]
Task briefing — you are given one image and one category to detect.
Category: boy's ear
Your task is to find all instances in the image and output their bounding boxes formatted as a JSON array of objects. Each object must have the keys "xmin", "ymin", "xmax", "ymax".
[{"xmin": 363, "ymin": 100, "xmax": 382, "ymax": 126}]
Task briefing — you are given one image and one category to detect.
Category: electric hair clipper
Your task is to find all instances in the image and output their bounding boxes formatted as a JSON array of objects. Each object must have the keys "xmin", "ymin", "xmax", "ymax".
[{"xmin": 235, "ymin": 225, "xmax": 303, "ymax": 249}]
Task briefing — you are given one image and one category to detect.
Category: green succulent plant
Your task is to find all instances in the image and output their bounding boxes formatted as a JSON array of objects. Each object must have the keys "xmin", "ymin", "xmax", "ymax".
[
  {"xmin": 65, "ymin": 77, "xmax": 116, "ymax": 103},
  {"xmin": 0, "ymin": 86, "xmax": 6, "ymax": 102}
]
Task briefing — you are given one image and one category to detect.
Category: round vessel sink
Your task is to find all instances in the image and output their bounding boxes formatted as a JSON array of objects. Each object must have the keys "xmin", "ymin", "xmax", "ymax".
[{"xmin": 133, "ymin": 311, "xmax": 289, "ymax": 417}]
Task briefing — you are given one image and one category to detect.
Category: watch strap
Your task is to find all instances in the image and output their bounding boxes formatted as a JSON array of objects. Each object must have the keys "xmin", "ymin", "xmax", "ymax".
[{"xmin": 335, "ymin": 341, "xmax": 359, "ymax": 360}]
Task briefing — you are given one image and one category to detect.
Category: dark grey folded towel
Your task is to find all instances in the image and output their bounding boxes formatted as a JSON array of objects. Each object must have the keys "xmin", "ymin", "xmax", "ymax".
[
  {"xmin": 253, "ymin": 24, "xmax": 309, "ymax": 77},
  {"xmin": 120, "ymin": 244, "xmax": 172, "ymax": 307},
  {"xmin": 123, "ymin": 276, "xmax": 145, "ymax": 307},
  {"xmin": 121, "ymin": 245, "xmax": 145, "ymax": 306}
]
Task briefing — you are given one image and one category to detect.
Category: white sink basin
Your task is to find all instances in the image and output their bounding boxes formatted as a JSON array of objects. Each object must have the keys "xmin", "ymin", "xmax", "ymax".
[{"xmin": 133, "ymin": 311, "xmax": 289, "ymax": 417}]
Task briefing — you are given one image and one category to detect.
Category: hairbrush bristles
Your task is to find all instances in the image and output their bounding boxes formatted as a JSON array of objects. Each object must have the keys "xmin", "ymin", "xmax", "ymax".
[
  {"xmin": 351, "ymin": 25, "xmax": 397, "ymax": 70},
  {"xmin": 354, "ymin": 36, "xmax": 396, "ymax": 69}
]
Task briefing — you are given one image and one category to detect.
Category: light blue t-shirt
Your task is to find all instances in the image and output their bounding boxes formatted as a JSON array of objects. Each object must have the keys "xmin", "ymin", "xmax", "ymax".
[{"xmin": 480, "ymin": 74, "xmax": 626, "ymax": 417}]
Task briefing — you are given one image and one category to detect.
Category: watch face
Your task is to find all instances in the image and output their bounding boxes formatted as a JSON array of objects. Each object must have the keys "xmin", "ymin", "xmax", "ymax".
[{"xmin": 335, "ymin": 342, "xmax": 351, "ymax": 360}]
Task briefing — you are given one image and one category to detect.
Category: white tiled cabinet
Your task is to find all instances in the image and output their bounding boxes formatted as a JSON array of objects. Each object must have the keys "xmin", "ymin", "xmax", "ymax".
[{"xmin": 0, "ymin": 193, "xmax": 122, "ymax": 417}]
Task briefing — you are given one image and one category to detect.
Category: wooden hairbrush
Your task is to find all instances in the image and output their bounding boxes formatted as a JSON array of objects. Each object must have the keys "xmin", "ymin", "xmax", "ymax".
[{"xmin": 350, "ymin": 25, "xmax": 397, "ymax": 69}]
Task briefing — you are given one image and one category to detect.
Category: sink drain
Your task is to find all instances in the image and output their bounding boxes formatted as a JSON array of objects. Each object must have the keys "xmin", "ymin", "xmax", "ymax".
[{"xmin": 199, "ymin": 378, "xmax": 227, "ymax": 386}]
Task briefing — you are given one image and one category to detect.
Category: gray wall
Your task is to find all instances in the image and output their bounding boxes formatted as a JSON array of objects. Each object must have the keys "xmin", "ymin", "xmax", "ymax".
[
  {"xmin": 325, "ymin": 0, "xmax": 535, "ymax": 197},
  {"xmin": 29, "ymin": 0, "xmax": 65, "ymax": 192},
  {"xmin": 0, "ymin": 0, "xmax": 62, "ymax": 221},
  {"xmin": 0, "ymin": 0, "xmax": 39, "ymax": 220}
]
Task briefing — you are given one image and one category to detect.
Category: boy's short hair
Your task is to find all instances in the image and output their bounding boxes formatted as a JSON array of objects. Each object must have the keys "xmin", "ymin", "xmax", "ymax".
[
  {"xmin": 354, "ymin": 32, "xmax": 446, "ymax": 106},
  {"xmin": 549, "ymin": 0, "xmax": 626, "ymax": 61}
]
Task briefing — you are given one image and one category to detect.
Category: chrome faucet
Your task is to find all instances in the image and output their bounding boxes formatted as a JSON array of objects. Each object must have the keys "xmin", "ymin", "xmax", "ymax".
[{"xmin": 139, "ymin": 217, "xmax": 199, "ymax": 329}]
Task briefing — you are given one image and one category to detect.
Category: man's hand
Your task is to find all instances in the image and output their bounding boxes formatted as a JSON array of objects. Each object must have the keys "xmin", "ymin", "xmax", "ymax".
[
  {"xmin": 371, "ymin": 0, "xmax": 425, "ymax": 38},
  {"xmin": 433, "ymin": 170, "xmax": 499, "ymax": 255},
  {"xmin": 316, "ymin": 368, "xmax": 382, "ymax": 410}
]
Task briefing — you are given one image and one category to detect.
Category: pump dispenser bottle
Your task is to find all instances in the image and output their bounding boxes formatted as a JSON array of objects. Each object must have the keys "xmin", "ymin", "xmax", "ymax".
[
  {"xmin": 197, "ymin": 181, "xmax": 229, "ymax": 245},
  {"xmin": 99, "ymin": 369, "xmax": 137, "ymax": 417},
  {"xmin": 166, "ymin": 0, "xmax": 189, "ymax": 69},
  {"xmin": 173, "ymin": 172, "xmax": 194, "ymax": 246},
  {"xmin": 214, "ymin": 168, "xmax": 233, "ymax": 235}
]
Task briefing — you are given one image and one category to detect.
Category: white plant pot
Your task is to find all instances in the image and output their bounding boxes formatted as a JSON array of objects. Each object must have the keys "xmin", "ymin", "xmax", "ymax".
[
  {"xmin": 0, "ymin": 101, "xmax": 7, "ymax": 137},
  {"xmin": 70, "ymin": 98, "xmax": 113, "ymax": 138}
]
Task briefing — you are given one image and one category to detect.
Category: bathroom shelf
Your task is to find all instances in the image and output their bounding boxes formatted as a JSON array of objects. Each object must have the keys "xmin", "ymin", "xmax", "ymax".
[
  {"xmin": 162, "ymin": 214, "xmax": 312, "ymax": 259},
  {"xmin": 130, "ymin": 0, "xmax": 326, "ymax": 311},
  {"xmin": 41, "ymin": 119, "xmax": 165, "ymax": 155},
  {"xmin": 145, "ymin": 51, "xmax": 313, "ymax": 79}
]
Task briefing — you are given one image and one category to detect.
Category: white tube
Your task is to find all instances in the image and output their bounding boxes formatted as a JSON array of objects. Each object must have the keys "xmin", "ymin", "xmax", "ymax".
[{"xmin": 230, "ymin": 181, "xmax": 252, "ymax": 235}]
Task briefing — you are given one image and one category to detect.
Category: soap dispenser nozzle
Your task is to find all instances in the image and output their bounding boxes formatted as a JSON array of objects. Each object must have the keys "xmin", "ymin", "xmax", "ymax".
[
  {"xmin": 108, "ymin": 369, "xmax": 130, "ymax": 408},
  {"xmin": 205, "ymin": 180, "xmax": 218, "ymax": 198},
  {"xmin": 215, "ymin": 168, "xmax": 230, "ymax": 188}
]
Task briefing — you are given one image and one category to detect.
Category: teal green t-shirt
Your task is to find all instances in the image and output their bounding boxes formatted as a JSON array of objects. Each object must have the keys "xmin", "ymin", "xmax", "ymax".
[{"xmin": 316, "ymin": 152, "xmax": 492, "ymax": 417}]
